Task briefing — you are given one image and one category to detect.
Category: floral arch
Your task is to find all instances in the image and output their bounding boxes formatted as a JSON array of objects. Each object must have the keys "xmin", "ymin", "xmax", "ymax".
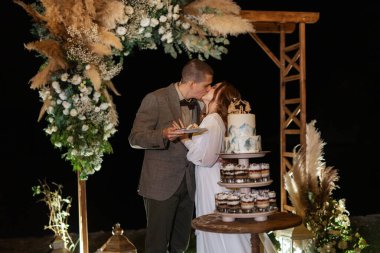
[{"xmin": 16, "ymin": 0, "xmax": 321, "ymax": 252}]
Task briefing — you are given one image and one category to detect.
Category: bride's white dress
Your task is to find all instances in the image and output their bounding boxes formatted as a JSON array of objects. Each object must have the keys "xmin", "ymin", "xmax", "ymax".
[{"xmin": 183, "ymin": 113, "xmax": 250, "ymax": 253}]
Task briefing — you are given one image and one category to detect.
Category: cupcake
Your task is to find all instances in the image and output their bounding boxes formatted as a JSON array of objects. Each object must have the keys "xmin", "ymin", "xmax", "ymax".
[
  {"xmin": 268, "ymin": 191, "xmax": 277, "ymax": 210},
  {"xmin": 227, "ymin": 193, "xmax": 241, "ymax": 213},
  {"xmin": 215, "ymin": 192, "xmax": 230, "ymax": 212},
  {"xmin": 256, "ymin": 193, "xmax": 270, "ymax": 211},
  {"xmin": 234, "ymin": 164, "xmax": 249, "ymax": 183},
  {"xmin": 221, "ymin": 163, "xmax": 235, "ymax": 183},
  {"xmin": 240, "ymin": 193, "xmax": 255, "ymax": 213},
  {"xmin": 248, "ymin": 163, "xmax": 262, "ymax": 182},
  {"xmin": 260, "ymin": 163, "xmax": 270, "ymax": 181}
]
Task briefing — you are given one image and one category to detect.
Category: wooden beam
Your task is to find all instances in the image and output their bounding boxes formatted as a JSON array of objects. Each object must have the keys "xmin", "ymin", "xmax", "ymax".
[
  {"xmin": 249, "ymin": 33, "xmax": 281, "ymax": 68},
  {"xmin": 241, "ymin": 10, "xmax": 320, "ymax": 24},
  {"xmin": 253, "ymin": 22, "xmax": 295, "ymax": 34}
]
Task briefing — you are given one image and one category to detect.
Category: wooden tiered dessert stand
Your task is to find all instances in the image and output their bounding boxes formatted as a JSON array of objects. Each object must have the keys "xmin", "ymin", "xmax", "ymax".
[{"xmin": 216, "ymin": 151, "xmax": 276, "ymax": 222}]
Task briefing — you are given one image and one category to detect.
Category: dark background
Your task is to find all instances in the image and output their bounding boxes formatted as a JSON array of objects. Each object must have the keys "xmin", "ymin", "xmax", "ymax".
[{"xmin": 1, "ymin": 0, "xmax": 379, "ymax": 238}]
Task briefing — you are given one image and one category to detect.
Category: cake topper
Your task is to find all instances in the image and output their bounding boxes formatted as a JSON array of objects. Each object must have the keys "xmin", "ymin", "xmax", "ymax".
[{"xmin": 228, "ymin": 98, "xmax": 251, "ymax": 114}]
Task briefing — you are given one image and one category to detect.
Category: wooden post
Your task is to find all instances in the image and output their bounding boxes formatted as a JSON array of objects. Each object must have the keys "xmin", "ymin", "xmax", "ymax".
[{"xmin": 77, "ymin": 172, "xmax": 89, "ymax": 253}]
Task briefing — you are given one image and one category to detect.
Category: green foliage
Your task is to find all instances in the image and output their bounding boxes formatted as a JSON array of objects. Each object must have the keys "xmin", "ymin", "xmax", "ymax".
[{"xmin": 305, "ymin": 199, "xmax": 368, "ymax": 252}]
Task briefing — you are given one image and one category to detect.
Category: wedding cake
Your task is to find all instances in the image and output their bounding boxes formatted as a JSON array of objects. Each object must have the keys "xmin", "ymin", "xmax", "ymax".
[{"xmin": 224, "ymin": 98, "xmax": 261, "ymax": 153}]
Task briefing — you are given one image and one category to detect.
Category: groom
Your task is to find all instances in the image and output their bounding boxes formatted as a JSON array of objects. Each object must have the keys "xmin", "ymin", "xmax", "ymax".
[{"xmin": 128, "ymin": 59, "xmax": 213, "ymax": 253}]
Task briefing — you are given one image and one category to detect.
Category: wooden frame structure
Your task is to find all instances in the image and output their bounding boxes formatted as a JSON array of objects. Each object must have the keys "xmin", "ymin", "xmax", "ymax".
[{"xmin": 240, "ymin": 10, "xmax": 319, "ymax": 212}]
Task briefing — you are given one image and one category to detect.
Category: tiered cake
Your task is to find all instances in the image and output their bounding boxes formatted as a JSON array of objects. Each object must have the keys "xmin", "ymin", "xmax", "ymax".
[
  {"xmin": 215, "ymin": 98, "xmax": 277, "ymax": 221},
  {"xmin": 224, "ymin": 98, "xmax": 261, "ymax": 154}
]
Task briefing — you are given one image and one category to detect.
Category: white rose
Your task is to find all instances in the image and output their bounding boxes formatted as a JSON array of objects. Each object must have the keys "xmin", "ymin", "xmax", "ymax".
[
  {"xmin": 82, "ymin": 125, "xmax": 89, "ymax": 131},
  {"xmin": 57, "ymin": 99, "xmax": 62, "ymax": 105},
  {"xmin": 62, "ymin": 101, "xmax": 71, "ymax": 109},
  {"xmin": 100, "ymin": 103, "xmax": 109, "ymax": 110},
  {"xmin": 144, "ymin": 32, "xmax": 152, "ymax": 38},
  {"xmin": 158, "ymin": 26, "xmax": 166, "ymax": 35},
  {"xmin": 150, "ymin": 18, "xmax": 159, "ymax": 27},
  {"xmin": 182, "ymin": 22, "xmax": 190, "ymax": 30},
  {"xmin": 59, "ymin": 92, "xmax": 67, "ymax": 100},
  {"xmin": 71, "ymin": 75, "xmax": 82, "ymax": 85},
  {"xmin": 156, "ymin": 2, "xmax": 163, "ymax": 9},
  {"xmin": 60, "ymin": 73, "xmax": 69, "ymax": 82},
  {"xmin": 94, "ymin": 92, "xmax": 101, "ymax": 99},
  {"xmin": 173, "ymin": 4, "xmax": 180, "ymax": 13},
  {"xmin": 94, "ymin": 107, "xmax": 101, "ymax": 112},
  {"xmin": 47, "ymin": 106, "xmax": 54, "ymax": 114},
  {"xmin": 45, "ymin": 128, "xmax": 52, "ymax": 135},
  {"xmin": 172, "ymin": 14, "xmax": 180, "ymax": 21},
  {"xmin": 159, "ymin": 15, "xmax": 167, "ymax": 22},
  {"xmin": 52, "ymin": 81, "xmax": 60, "ymax": 90},
  {"xmin": 67, "ymin": 136, "xmax": 74, "ymax": 143},
  {"xmin": 54, "ymin": 142, "xmax": 62, "ymax": 148},
  {"xmin": 148, "ymin": 43, "xmax": 157, "ymax": 49},
  {"xmin": 140, "ymin": 17, "xmax": 150, "ymax": 27},
  {"xmin": 116, "ymin": 26, "xmax": 127, "ymax": 36},
  {"xmin": 70, "ymin": 109, "xmax": 78, "ymax": 117},
  {"xmin": 79, "ymin": 115, "xmax": 86, "ymax": 120},
  {"xmin": 124, "ymin": 6, "xmax": 134, "ymax": 15},
  {"xmin": 105, "ymin": 123, "xmax": 114, "ymax": 131},
  {"xmin": 138, "ymin": 27, "xmax": 144, "ymax": 34},
  {"xmin": 63, "ymin": 109, "xmax": 69, "ymax": 115}
]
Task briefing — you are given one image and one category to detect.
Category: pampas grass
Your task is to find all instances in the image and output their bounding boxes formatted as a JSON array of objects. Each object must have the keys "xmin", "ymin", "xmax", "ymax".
[
  {"xmin": 204, "ymin": 15, "xmax": 255, "ymax": 36},
  {"xmin": 284, "ymin": 120, "xmax": 338, "ymax": 217},
  {"xmin": 98, "ymin": 29, "xmax": 123, "ymax": 50},
  {"xmin": 284, "ymin": 120, "xmax": 368, "ymax": 252},
  {"xmin": 84, "ymin": 65, "xmax": 102, "ymax": 91},
  {"xmin": 95, "ymin": 0, "xmax": 126, "ymax": 30},
  {"xmin": 25, "ymin": 40, "xmax": 68, "ymax": 70},
  {"xmin": 184, "ymin": 0, "xmax": 241, "ymax": 16},
  {"xmin": 183, "ymin": 0, "xmax": 254, "ymax": 36}
]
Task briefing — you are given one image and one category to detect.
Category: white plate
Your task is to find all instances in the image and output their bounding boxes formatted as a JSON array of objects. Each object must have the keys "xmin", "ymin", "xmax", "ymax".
[{"xmin": 177, "ymin": 128, "xmax": 207, "ymax": 134}]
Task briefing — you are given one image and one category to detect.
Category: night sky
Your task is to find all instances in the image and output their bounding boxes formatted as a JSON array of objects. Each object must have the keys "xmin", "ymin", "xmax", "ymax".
[{"xmin": 1, "ymin": 1, "xmax": 380, "ymax": 238}]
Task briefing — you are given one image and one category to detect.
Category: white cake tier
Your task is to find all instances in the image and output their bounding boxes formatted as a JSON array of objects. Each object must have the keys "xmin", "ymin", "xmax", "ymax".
[{"xmin": 225, "ymin": 113, "xmax": 261, "ymax": 153}]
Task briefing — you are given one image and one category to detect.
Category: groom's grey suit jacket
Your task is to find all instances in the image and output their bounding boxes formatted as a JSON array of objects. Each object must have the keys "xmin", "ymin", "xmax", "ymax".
[{"xmin": 128, "ymin": 83, "xmax": 200, "ymax": 201}]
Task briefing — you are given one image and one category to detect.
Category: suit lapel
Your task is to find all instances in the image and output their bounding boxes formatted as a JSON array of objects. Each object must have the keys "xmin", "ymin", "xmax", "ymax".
[{"xmin": 167, "ymin": 83, "xmax": 181, "ymax": 122}]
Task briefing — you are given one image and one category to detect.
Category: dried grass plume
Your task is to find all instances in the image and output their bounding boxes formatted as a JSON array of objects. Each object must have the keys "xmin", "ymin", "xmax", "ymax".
[{"xmin": 284, "ymin": 120, "xmax": 340, "ymax": 218}]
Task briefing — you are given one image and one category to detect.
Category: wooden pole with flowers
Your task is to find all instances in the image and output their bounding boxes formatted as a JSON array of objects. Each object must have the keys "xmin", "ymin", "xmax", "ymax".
[{"xmin": 15, "ymin": 0, "xmax": 254, "ymax": 252}]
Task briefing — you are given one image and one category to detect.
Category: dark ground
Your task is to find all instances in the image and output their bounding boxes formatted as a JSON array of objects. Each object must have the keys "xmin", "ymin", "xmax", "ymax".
[
  {"xmin": 1, "ymin": 0, "xmax": 380, "ymax": 249},
  {"xmin": 0, "ymin": 215, "xmax": 379, "ymax": 253}
]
